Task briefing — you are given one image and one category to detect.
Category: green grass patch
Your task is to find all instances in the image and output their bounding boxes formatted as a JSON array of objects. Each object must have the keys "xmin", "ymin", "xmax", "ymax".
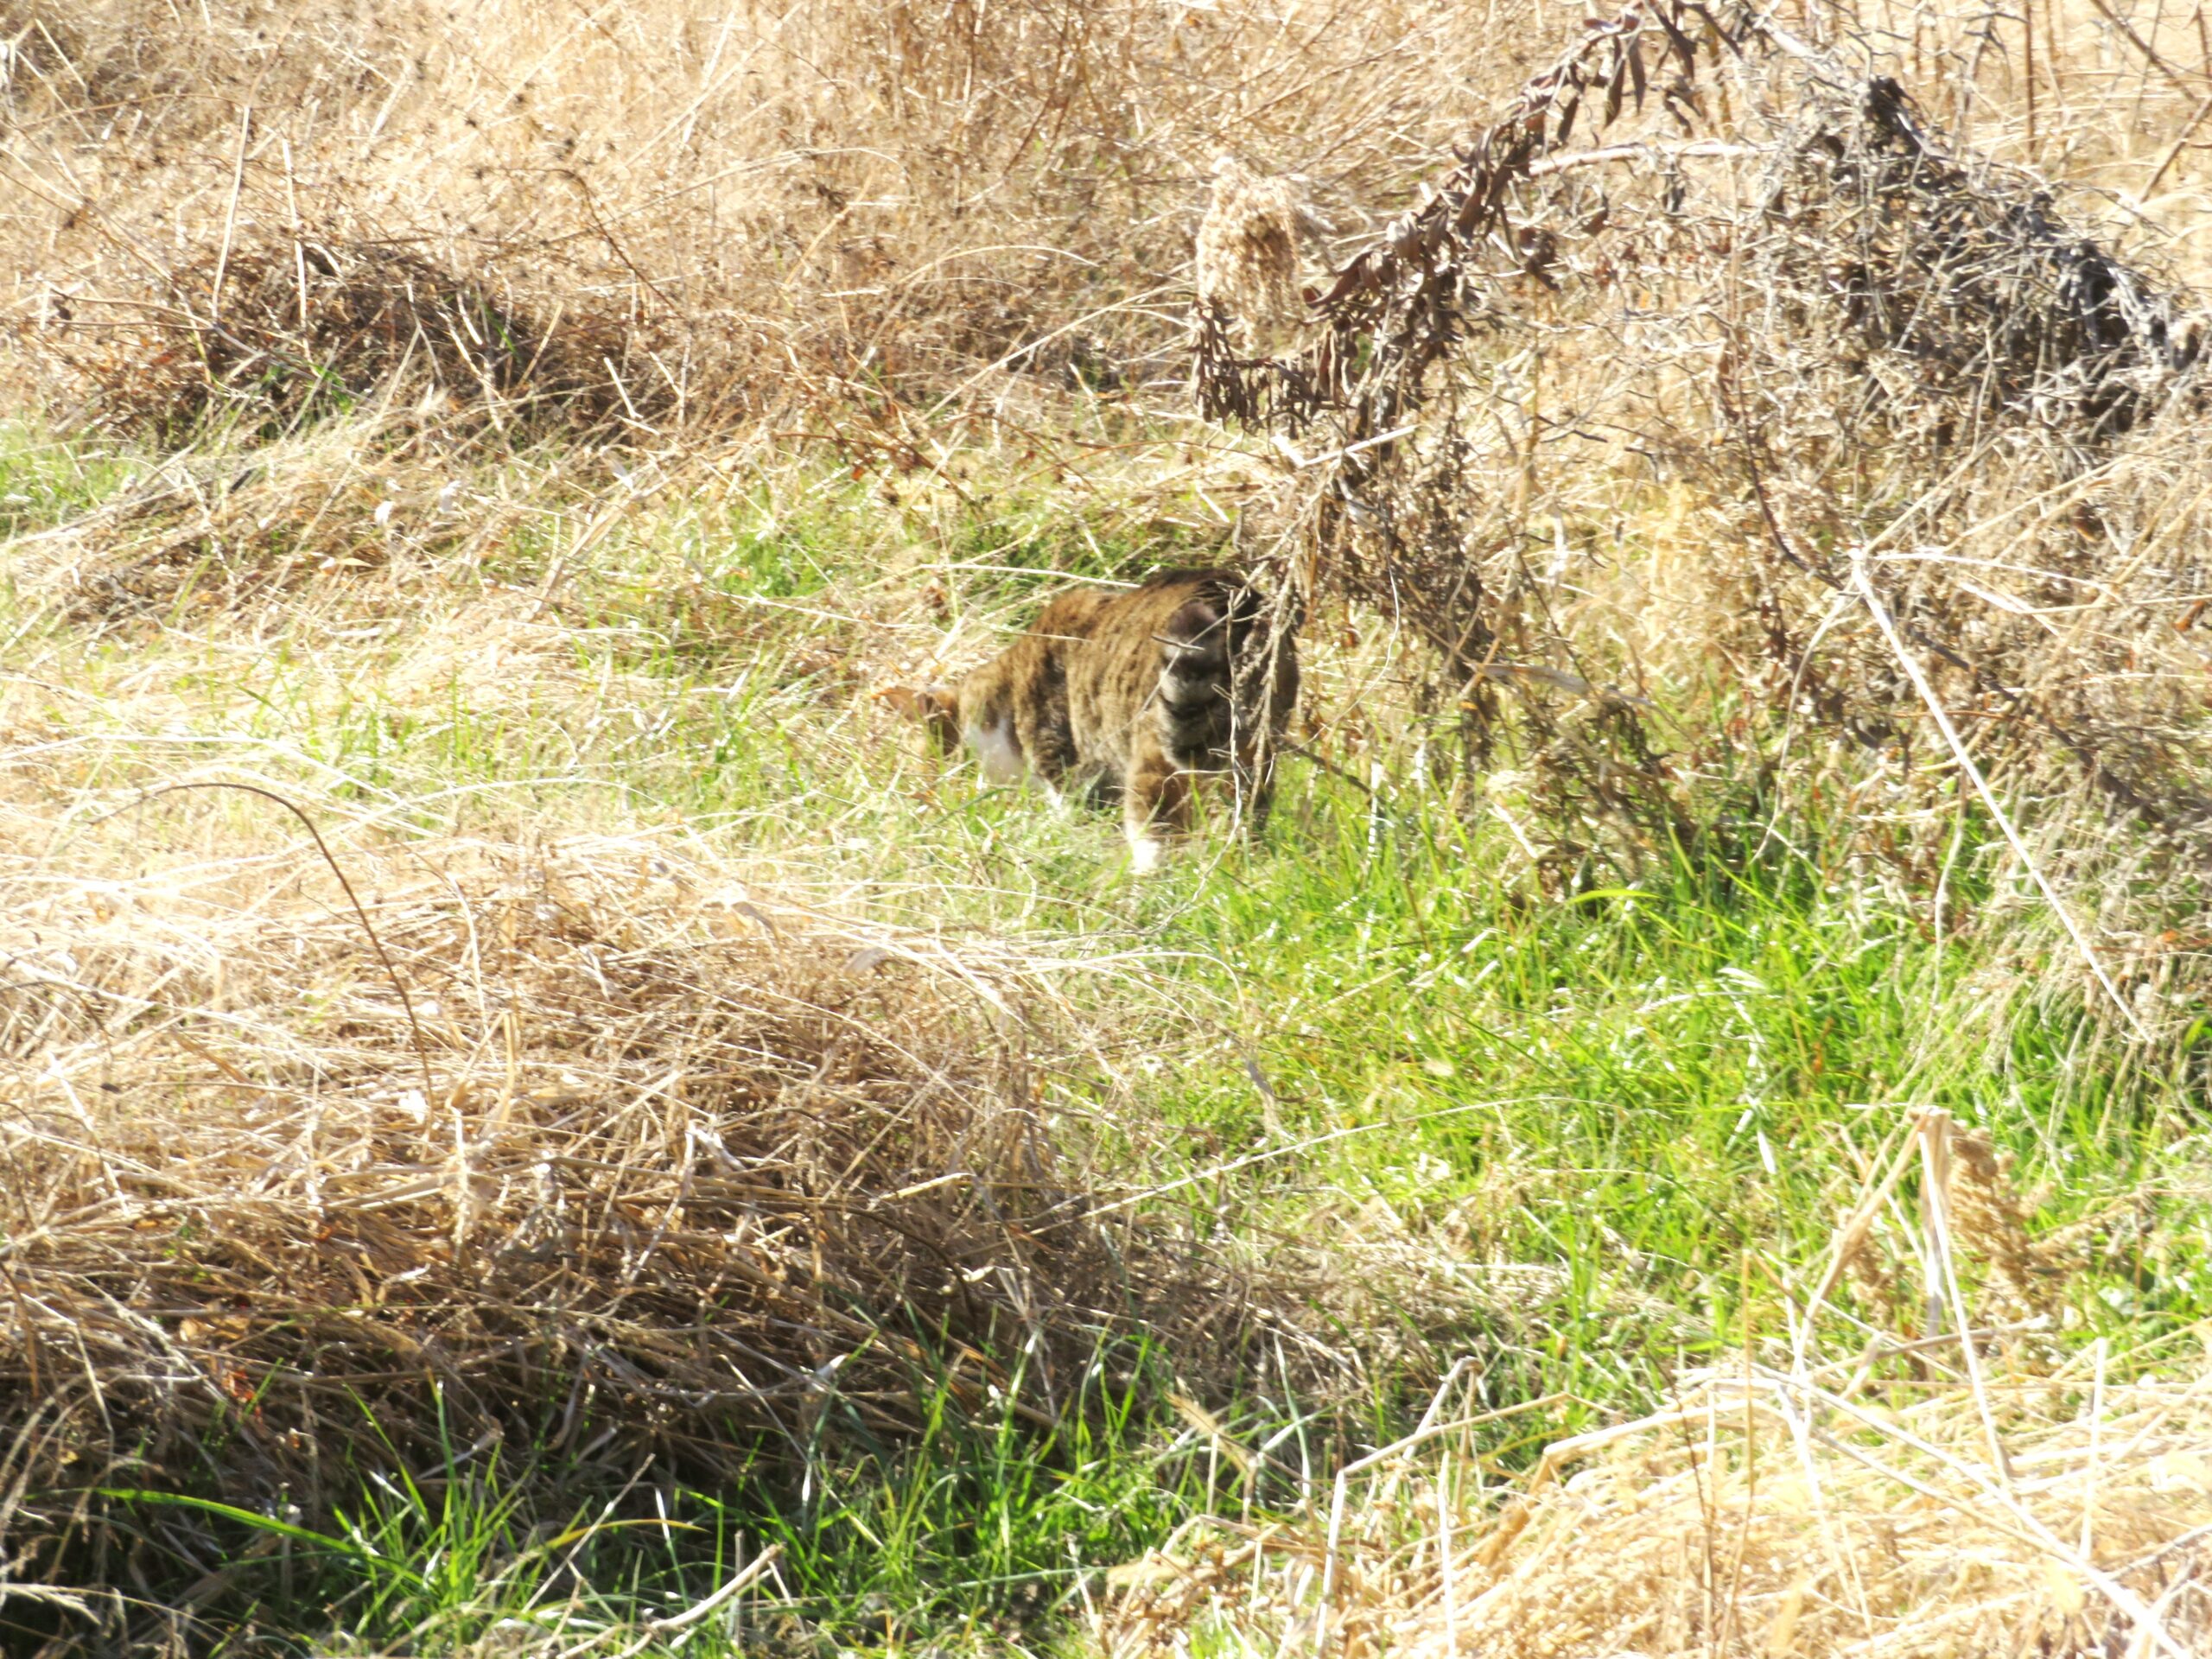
[
  {"xmin": 87, "ymin": 1351, "xmax": 1235, "ymax": 1657},
  {"xmin": 0, "ymin": 421, "xmax": 149, "ymax": 537},
  {"xmin": 1131, "ymin": 779, "xmax": 2212, "ymax": 1442}
]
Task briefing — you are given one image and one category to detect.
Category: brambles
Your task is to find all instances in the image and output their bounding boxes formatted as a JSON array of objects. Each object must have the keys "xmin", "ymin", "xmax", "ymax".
[{"xmin": 1198, "ymin": 0, "xmax": 2212, "ymax": 908}]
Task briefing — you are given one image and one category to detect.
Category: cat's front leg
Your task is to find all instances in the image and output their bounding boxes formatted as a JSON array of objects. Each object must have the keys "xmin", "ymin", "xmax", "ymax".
[{"xmin": 1123, "ymin": 753, "xmax": 1191, "ymax": 873}]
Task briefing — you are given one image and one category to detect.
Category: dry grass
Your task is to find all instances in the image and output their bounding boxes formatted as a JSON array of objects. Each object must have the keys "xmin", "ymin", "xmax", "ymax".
[
  {"xmin": 9, "ymin": 0, "xmax": 2212, "ymax": 1645},
  {"xmin": 19, "ymin": 0, "xmax": 2212, "ymax": 931},
  {"xmin": 0, "ymin": 0, "xmax": 1530, "ymax": 437},
  {"xmin": 1108, "ymin": 1368, "xmax": 2212, "ymax": 1656},
  {"xmin": 1101, "ymin": 1112, "xmax": 2212, "ymax": 1658},
  {"xmin": 0, "ymin": 812, "xmax": 1258, "ymax": 1516}
]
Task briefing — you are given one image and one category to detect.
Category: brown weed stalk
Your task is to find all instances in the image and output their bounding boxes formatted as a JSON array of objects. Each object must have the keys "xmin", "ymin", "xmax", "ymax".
[{"xmin": 1196, "ymin": 0, "xmax": 2212, "ymax": 938}]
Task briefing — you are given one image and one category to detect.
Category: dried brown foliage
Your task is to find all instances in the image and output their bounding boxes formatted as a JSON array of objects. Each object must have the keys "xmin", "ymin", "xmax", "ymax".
[
  {"xmin": 0, "ymin": 0, "xmax": 1528, "ymax": 439},
  {"xmin": 1198, "ymin": 0, "xmax": 2212, "ymax": 911},
  {"xmin": 0, "ymin": 830, "xmax": 1294, "ymax": 1568}
]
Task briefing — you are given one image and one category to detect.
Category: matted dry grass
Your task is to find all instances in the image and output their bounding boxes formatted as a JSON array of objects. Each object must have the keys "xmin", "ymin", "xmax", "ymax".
[
  {"xmin": 0, "ymin": 804, "xmax": 1285, "ymax": 1562},
  {"xmin": 1101, "ymin": 1113, "xmax": 2212, "ymax": 1658},
  {"xmin": 1108, "ymin": 1363, "xmax": 2212, "ymax": 1657}
]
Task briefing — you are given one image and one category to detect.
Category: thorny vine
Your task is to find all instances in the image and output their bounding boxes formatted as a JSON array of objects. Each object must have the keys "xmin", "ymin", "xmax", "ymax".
[{"xmin": 1201, "ymin": 0, "xmax": 2210, "ymax": 887}]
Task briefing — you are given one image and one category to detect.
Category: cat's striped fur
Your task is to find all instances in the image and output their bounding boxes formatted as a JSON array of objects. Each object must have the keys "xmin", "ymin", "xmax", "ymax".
[{"xmin": 887, "ymin": 569, "xmax": 1298, "ymax": 869}]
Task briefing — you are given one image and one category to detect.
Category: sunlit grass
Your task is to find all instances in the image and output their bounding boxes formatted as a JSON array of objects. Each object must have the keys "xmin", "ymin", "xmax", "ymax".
[{"xmin": 8, "ymin": 420, "xmax": 2210, "ymax": 1655}]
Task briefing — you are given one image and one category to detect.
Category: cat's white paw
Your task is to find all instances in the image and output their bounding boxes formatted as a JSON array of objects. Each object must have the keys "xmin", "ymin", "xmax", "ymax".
[
  {"xmin": 966, "ymin": 717, "xmax": 1027, "ymax": 785},
  {"xmin": 1128, "ymin": 836, "xmax": 1166, "ymax": 874}
]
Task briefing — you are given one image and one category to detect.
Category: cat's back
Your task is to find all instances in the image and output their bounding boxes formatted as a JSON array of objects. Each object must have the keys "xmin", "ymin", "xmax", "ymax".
[
  {"xmin": 1066, "ymin": 569, "xmax": 1264, "ymax": 768},
  {"xmin": 1069, "ymin": 569, "xmax": 1225, "ymax": 690},
  {"xmin": 958, "ymin": 586, "xmax": 1110, "ymax": 712},
  {"xmin": 1029, "ymin": 584, "xmax": 1116, "ymax": 642}
]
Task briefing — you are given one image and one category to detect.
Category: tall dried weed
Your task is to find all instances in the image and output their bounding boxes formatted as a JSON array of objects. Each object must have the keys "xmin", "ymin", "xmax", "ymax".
[
  {"xmin": 1198, "ymin": 0, "xmax": 2212, "ymax": 1024},
  {"xmin": 1, "ymin": 0, "xmax": 1520, "ymax": 437}
]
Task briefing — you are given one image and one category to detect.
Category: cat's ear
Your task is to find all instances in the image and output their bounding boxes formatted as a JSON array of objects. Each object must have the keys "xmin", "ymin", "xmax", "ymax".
[{"xmin": 879, "ymin": 683, "xmax": 963, "ymax": 751}]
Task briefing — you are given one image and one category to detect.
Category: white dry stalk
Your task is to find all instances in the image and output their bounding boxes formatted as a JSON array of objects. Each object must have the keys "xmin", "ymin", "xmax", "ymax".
[
  {"xmin": 2087, "ymin": 1335, "xmax": 2109, "ymax": 1561},
  {"xmin": 1848, "ymin": 552, "xmax": 2147, "ymax": 1039},
  {"xmin": 1789, "ymin": 1108, "xmax": 1932, "ymax": 1375}
]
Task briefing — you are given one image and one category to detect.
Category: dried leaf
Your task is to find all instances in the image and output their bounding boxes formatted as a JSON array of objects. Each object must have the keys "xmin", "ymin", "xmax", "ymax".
[{"xmin": 1656, "ymin": 7, "xmax": 1699, "ymax": 73}]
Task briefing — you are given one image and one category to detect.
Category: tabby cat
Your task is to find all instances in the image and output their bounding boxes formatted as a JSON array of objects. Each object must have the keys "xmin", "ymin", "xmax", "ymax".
[{"xmin": 885, "ymin": 569, "xmax": 1298, "ymax": 869}]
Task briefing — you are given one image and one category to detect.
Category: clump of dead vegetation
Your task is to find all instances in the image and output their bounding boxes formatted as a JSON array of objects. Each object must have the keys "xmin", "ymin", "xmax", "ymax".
[
  {"xmin": 0, "ymin": 812, "xmax": 1310, "ymax": 1601},
  {"xmin": 1201, "ymin": 0, "xmax": 2212, "ymax": 970},
  {"xmin": 1103, "ymin": 1111, "xmax": 2212, "ymax": 1659},
  {"xmin": 34, "ymin": 238, "xmax": 722, "ymax": 442}
]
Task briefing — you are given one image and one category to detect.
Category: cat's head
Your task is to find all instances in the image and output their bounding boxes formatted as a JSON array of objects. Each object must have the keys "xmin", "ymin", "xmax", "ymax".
[
  {"xmin": 878, "ymin": 683, "xmax": 964, "ymax": 753},
  {"xmin": 1158, "ymin": 596, "xmax": 1232, "ymax": 702}
]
